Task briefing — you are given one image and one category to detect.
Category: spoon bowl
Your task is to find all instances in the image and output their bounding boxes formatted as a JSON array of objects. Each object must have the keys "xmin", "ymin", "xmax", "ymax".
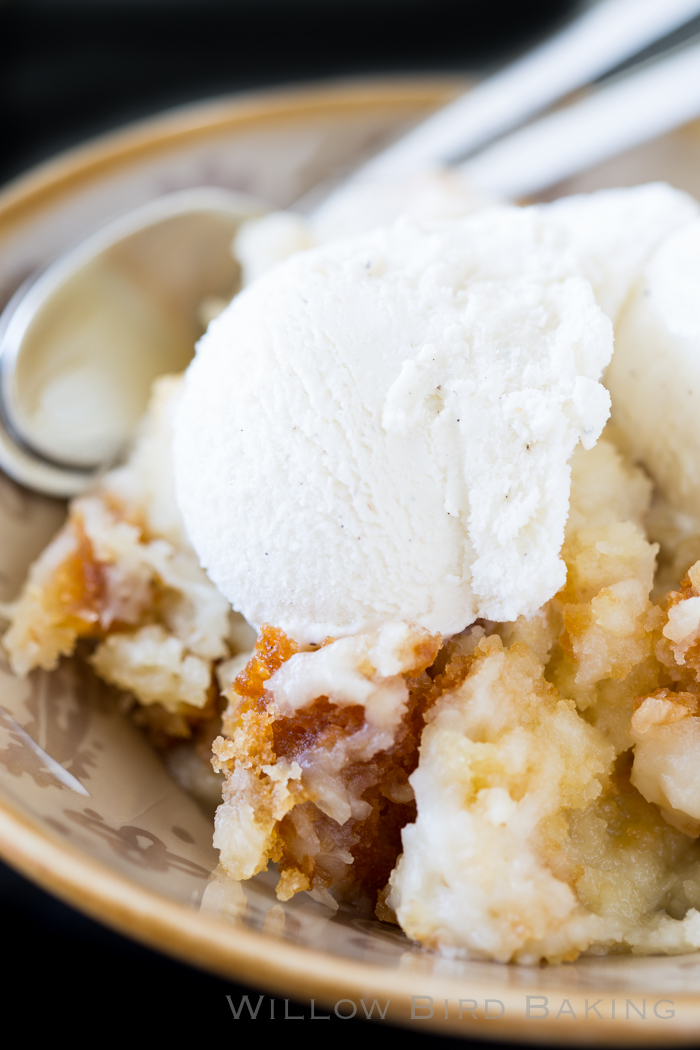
[{"xmin": 0, "ymin": 187, "xmax": 268, "ymax": 496}]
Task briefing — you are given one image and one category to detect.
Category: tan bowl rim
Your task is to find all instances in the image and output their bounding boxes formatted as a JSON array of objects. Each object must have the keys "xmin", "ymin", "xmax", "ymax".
[
  {"xmin": 0, "ymin": 76, "xmax": 466, "ymax": 232},
  {"xmin": 3, "ymin": 793, "xmax": 700, "ymax": 1045},
  {"xmin": 2, "ymin": 77, "xmax": 700, "ymax": 1044}
]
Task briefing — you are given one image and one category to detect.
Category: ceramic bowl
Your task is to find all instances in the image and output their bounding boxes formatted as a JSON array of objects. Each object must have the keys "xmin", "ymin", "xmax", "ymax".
[{"xmin": 2, "ymin": 78, "xmax": 700, "ymax": 1043}]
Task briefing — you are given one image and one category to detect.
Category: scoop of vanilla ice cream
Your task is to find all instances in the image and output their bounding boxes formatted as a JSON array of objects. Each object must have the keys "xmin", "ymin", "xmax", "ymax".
[
  {"xmin": 606, "ymin": 217, "xmax": 700, "ymax": 519},
  {"xmin": 541, "ymin": 183, "xmax": 698, "ymax": 323},
  {"xmin": 175, "ymin": 208, "xmax": 612, "ymax": 643}
]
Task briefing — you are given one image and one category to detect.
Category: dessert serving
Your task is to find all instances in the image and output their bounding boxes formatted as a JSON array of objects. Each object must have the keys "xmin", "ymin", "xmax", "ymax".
[{"xmin": 6, "ymin": 174, "xmax": 700, "ymax": 964}]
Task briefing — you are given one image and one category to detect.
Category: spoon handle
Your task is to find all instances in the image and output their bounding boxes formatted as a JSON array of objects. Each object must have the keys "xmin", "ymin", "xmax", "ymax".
[
  {"xmin": 350, "ymin": 0, "xmax": 700, "ymax": 184},
  {"xmin": 461, "ymin": 39, "xmax": 700, "ymax": 200}
]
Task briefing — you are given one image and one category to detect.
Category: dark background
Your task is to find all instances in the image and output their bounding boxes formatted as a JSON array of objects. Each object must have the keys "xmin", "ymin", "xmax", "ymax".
[
  {"xmin": 0, "ymin": 0, "xmax": 582, "ymax": 1042},
  {"xmin": 0, "ymin": 0, "xmax": 579, "ymax": 185}
]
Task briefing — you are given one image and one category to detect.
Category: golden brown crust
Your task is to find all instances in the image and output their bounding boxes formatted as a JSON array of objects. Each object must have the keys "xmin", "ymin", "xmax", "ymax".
[{"xmin": 214, "ymin": 623, "xmax": 447, "ymax": 907}]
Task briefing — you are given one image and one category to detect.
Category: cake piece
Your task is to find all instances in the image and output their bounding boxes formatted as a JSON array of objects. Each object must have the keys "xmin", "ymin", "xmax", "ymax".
[
  {"xmin": 212, "ymin": 621, "xmax": 444, "ymax": 907},
  {"xmin": 2, "ymin": 375, "xmax": 250, "ymax": 744}
]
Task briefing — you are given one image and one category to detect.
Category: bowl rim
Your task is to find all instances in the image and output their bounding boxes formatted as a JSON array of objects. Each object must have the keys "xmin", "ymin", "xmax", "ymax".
[
  {"xmin": 0, "ymin": 76, "xmax": 464, "ymax": 233},
  {"xmin": 4, "ymin": 792, "xmax": 700, "ymax": 1044},
  {"xmin": 2, "ymin": 77, "xmax": 700, "ymax": 1043}
]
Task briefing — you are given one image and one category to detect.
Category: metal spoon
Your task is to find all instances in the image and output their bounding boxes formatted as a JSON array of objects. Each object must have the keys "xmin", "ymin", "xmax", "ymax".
[{"xmin": 0, "ymin": 188, "xmax": 268, "ymax": 497}]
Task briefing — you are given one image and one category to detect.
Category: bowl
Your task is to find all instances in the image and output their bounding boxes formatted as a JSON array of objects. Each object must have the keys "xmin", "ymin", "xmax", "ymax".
[{"xmin": 2, "ymin": 77, "xmax": 700, "ymax": 1043}]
